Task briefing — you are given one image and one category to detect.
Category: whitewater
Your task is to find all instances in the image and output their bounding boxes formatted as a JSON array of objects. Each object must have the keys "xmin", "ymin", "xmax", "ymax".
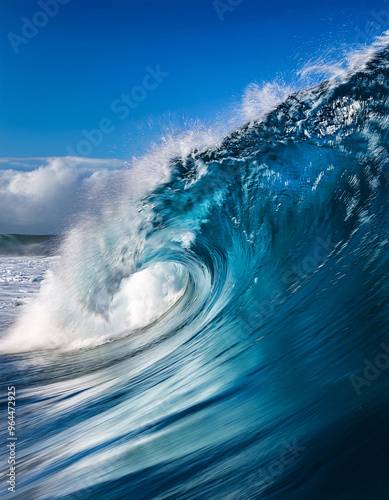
[{"xmin": 0, "ymin": 39, "xmax": 388, "ymax": 499}]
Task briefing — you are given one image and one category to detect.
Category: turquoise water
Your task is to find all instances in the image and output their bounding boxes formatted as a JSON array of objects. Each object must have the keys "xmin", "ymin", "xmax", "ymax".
[{"xmin": 1, "ymin": 44, "xmax": 389, "ymax": 499}]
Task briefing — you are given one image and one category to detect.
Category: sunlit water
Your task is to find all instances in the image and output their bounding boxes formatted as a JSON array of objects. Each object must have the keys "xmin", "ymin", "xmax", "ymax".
[{"xmin": 1, "ymin": 41, "xmax": 389, "ymax": 500}]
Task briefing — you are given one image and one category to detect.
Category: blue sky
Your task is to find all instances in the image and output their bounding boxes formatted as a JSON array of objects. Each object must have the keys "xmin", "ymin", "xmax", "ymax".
[{"xmin": 1, "ymin": 0, "xmax": 389, "ymax": 160}]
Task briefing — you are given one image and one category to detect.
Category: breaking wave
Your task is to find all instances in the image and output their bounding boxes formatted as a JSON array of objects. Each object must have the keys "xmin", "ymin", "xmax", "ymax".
[{"xmin": 1, "ymin": 39, "xmax": 388, "ymax": 500}]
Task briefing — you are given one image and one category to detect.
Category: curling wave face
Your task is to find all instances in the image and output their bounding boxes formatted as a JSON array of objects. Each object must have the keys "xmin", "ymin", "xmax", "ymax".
[{"xmin": 1, "ymin": 43, "xmax": 389, "ymax": 499}]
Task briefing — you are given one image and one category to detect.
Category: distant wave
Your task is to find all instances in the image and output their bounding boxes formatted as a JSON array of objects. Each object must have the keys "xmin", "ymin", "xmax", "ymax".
[{"xmin": 0, "ymin": 234, "xmax": 59, "ymax": 256}]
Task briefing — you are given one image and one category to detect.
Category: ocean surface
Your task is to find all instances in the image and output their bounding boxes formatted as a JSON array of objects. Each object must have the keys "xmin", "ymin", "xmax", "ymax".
[{"xmin": 1, "ymin": 43, "xmax": 389, "ymax": 499}]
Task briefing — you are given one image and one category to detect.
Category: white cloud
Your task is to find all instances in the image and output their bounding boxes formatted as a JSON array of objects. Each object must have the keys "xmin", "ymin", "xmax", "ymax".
[{"xmin": 0, "ymin": 157, "xmax": 128, "ymax": 234}]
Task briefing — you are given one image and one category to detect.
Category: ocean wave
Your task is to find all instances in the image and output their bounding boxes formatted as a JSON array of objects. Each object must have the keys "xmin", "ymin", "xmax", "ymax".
[
  {"xmin": 0, "ymin": 40, "xmax": 388, "ymax": 499},
  {"xmin": 0, "ymin": 234, "xmax": 59, "ymax": 256}
]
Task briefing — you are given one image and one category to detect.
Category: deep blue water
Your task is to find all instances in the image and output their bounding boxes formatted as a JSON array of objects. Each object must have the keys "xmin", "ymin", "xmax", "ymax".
[{"xmin": 1, "ymin": 44, "xmax": 388, "ymax": 499}]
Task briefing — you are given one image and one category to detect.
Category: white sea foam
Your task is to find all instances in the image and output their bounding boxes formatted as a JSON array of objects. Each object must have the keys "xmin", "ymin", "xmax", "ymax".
[
  {"xmin": 0, "ymin": 128, "xmax": 218, "ymax": 352},
  {"xmin": 2, "ymin": 33, "xmax": 389, "ymax": 353},
  {"xmin": 241, "ymin": 81, "xmax": 294, "ymax": 122}
]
